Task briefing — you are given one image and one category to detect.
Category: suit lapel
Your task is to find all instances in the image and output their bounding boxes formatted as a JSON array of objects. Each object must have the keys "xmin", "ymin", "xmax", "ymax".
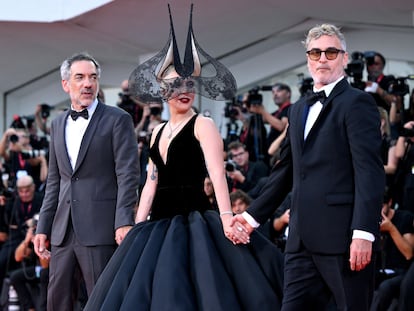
[
  {"xmin": 73, "ymin": 102, "xmax": 104, "ymax": 174},
  {"xmin": 57, "ymin": 110, "xmax": 74, "ymax": 174},
  {"xmin": 303, "ymin": 79, "xmax": 349, "ymax": 143}
]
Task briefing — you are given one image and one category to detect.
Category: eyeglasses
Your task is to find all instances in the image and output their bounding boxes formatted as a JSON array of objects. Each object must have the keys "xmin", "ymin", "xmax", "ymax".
[
  {"xmin": 306, "ymin": 48, "xmax": 345, "ymax": 61},
  {"xmin": 231, "ymin": 151, "xmax": 245, "ymax": 158}
]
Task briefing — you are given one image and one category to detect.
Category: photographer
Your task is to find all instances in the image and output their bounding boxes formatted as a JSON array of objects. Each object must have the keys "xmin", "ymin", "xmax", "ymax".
[
  {"xmin": 9, "ymin": 213, "xmax": 49, "ymax": 311},
  {"xmin": 0, "ymin": 175, "xmax": 43, "ymax": 299},
  {"xmin": 0, "ymin": 127, "xmax": 48, "ymax": 192},
  {"xmin": 117, "ymin": 79, "xmax": 143, "ymax": 127},
  {"xmin": 249, "ymin": 83, "xmax": 292, "ymax": 148},
  {"xmin": 391, "ymin": 120, "xmax": 414, "ymax": 214},
  {"xmin": 364, "ymin": 52, "xmax": 399, "ymax": 109},
  {"xmin": 238, "ymin": 91, "xmax": 269, "ymax": 163},
  {"xmin": 226, "ymin": 141, "xmax": 269, "ymax": 193},
  {"xmin": 35, "ymin": 103, "xmax": 52, "ymax": 136}
]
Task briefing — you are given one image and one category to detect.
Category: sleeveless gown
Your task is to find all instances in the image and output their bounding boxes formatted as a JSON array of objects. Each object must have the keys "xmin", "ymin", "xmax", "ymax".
[{"xmin": 84, "ymin": 115, "xmax": 284, "ymax": 310}]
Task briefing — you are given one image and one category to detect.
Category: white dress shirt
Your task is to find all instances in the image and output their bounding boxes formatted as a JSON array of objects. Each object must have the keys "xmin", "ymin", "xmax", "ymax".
[{"xmin": 65, "ymin": 100, "xmax": 98, "ymax": 169}]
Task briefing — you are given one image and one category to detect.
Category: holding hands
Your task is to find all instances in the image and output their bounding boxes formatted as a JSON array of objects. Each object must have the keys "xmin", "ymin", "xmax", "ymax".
[{"xmin": 222, "ymin": 213, "xmax": 254, "ymax": 245}]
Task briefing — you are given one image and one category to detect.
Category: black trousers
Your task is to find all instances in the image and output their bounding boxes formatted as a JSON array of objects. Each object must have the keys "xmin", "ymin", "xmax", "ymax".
[
  {"xmin": 47, "ymin": 223, "xmax": 116, "ymax": 311},
  {"xmin": 282, "ymin": 247, "xmax": 376, "ymax": 311},
  {"xmin": 9, "ymin": 265, "xmax": 38, "ymax": 310}
]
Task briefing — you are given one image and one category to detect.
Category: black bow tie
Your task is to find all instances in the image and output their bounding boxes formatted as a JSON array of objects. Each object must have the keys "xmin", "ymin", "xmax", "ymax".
[
  {"xmin": 306, "ymin": 90, "xmax": 327, "ymax": 106},
  {"xmin": 70, "ymin": 109, "xmax": 89, "ymax": 121}
]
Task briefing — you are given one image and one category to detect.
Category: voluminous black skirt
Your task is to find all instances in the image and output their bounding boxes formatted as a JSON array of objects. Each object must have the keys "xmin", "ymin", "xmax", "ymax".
[{"xmin": 84, "ymin": 210, "xmax": 284, "ymax": 311}]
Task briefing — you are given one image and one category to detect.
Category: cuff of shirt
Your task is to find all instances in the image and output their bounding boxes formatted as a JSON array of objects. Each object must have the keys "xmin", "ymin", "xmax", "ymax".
[
  {"xmin": 242, "ymin": 211, "xmax": 260, "ymax": 229},
  {"xmin": 352, "ymin": 230, "xmax": 375, "ymax": 242}
]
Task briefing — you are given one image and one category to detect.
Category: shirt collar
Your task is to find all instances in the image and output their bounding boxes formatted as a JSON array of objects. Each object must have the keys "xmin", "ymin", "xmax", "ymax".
[
  {"xmin": 314, "ymin": 76, "xmax": 345, "ymax": 97},
  {"xmin": 70, "ymin": 99, "xmax": 98, "ymax": 117}
]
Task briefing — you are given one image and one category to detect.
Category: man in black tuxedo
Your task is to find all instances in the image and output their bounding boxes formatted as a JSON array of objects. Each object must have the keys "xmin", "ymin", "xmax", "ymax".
[
  {"xmin": 33, "ymin": 52, "xmax": 140, "ymax": 311},
  {"xmin": 232, "ymin": 24, "xmax": 385, "ymax": 310}
]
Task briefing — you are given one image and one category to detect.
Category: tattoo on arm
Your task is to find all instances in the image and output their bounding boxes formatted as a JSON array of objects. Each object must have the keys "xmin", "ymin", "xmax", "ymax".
[{"xmin": 150, "ymin": 165, "xmax": 158, "ymax": 180}]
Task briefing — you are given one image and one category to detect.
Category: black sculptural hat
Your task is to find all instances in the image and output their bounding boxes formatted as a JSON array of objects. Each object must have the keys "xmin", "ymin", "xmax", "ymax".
[{"xmin": 128, "ymin": 4, "xmax": 237, "ymax": 102}]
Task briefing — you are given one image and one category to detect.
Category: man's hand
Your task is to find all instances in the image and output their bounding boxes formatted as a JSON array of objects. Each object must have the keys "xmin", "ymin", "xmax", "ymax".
[
  {"xmin": 33, "ymin": 233, "xmax": 51, "ymax": 260},
  {"xmin": 115, "ymin": 225, "xmax": 133, "ymax": 245},
  {"xmin": 349, "ymin": 238, "xmax": 372, "ymax": 271},
  {"xmin": 229, "ymin": 214, "xmax": 254, "ymax": 244}
]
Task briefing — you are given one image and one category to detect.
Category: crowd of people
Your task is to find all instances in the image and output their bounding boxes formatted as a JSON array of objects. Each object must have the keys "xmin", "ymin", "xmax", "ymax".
[{"xmin": 0, "ymin": 11, "xmax": 413, "ymax": 311}]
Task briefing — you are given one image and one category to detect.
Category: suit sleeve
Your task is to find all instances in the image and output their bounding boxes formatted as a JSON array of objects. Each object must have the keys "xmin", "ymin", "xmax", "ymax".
[
  {"xmin": 247, "ymin": 133, "xmax": 293, "ymax": 224},
  {"xmin": 347, "ymin": 92, "xmax": 385, "ymax": 237},
  {"xmin": 36, "ymin": 117, "xmax": 61, "ymax": 237},
  {"xmin": 112, "ymin": 113, "xmax": 140, "ymax": 229}
]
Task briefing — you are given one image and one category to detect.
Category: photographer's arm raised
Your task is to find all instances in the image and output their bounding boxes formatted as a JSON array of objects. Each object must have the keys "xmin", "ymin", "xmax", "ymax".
[
  {"xmin": 394, "ymin": 121, "xmax": 414, "ymax": 158},
  {"xmin": 0, "ymin": 128, "xmax": 17, "ymax": 161}
]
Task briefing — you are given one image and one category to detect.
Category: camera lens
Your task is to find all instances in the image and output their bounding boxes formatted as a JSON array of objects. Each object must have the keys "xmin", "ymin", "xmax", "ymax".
[{"xmin": 9, "ymin": 134, "xmax": 19, "ymax": 143}]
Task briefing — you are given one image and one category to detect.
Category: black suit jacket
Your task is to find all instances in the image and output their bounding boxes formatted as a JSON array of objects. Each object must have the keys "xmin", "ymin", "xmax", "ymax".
[
  {"xmin": 248, "ymin": 79, "xmax": 385, "ymax": 254},
  {"xmin": 36, "ymin": 102, "xmax": 140, "ymax": 246}
]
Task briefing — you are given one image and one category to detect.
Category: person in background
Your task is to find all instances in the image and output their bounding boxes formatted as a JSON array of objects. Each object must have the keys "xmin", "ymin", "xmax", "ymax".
[
  {"xmin": 230, "ymin": 189, "xmax": 252, "ymax": 215},
  {"xmin": 204, "ymin": 175, "xmax": 218, "ymax": 211}
]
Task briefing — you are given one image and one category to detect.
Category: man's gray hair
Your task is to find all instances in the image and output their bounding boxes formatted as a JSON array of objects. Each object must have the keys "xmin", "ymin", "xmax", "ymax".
[
  {"xmin": 60, "ymin": 52, "xmax": 101, "ymax": 80},
  {"xmin": 302, "ymin": 24, "xmax": 346, "ymax": 51}
]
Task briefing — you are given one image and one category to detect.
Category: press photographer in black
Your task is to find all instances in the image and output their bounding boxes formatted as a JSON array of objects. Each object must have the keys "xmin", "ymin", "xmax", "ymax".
[
  {"xmin": 346, "ymin": 51, "xmax": 399, "ymax": 111},
  {"xmin": 249, "ymin": 83, "xmax": 292, "ymax": 150},
  {"xmin": 0, "ymin": 124, "xmax": 48, "ymax": 192},
  {"xmin": 237, "ymin": 88, "xmax": 270, "ymax": 164},
  {"xmin": 392, "ymin": 120, "xmax": 414, "ymax": 214},
  {"xmin": 116, "ymin": 79, "xmax": 143, "ymax": 127},
  {"xmin": 0, "ymin": 175, "xmax": 44, "ymax": 299}
]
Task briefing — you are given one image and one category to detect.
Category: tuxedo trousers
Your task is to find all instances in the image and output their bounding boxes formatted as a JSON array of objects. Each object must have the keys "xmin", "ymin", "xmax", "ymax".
[
  {"xmin": 282, "ymin": 245, "xmax": 376, "ymax": 311},
  {"xmin": 47, "ymin": 219, "xmax": 116, "ymax": 311}
]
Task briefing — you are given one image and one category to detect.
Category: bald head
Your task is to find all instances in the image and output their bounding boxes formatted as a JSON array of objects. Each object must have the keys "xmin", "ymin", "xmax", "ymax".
[{"xmin": 16, "ymin": 175, "xmax": 35, "ymax": 202}]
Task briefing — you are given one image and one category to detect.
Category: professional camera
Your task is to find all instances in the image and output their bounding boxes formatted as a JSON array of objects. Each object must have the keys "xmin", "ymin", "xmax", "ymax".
[
  {"xmin": 345, "ymin": 51, "xmax": 377, "ymax": 90},
  {"xmin": 224, "ymin": 97, "xmax": 243, "ymax": 120},
  {"xmin": 40, "ymin": 103, "xmax": 52, "ymax": 119},
  {"xmin": 20, "ymin": 149, "xmax": 47, "ymax": 160},
  {"xmin": 400, "ymin": 126, "xmax": 414, "ymax": 138},
  {"xmin": 245, "ymin": 86, "xmax": 273, "ymax": 107},
  {"xmin": 387, "ymin": 76, "xmax": 414, "ymax": 97},
  {"xmin": 225, "ymin": 160, "xmax": 237, "ymax": 172},
  {"xmin": 297, "ymin": 73, "xmax": 314, "ymax": 97},
  {"xmin": 8, "ymin": 134, "xmax": 19, "ymax": 143}
]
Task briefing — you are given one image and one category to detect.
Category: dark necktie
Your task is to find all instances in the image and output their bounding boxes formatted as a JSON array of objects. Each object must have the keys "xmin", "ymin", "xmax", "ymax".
[
  {"xmin": 70, "ymin": 109, "xmax": 89, "ymax": 121},
  {"xmin": 306, "ymin": 90, "xmax": 327, "ymax": 106}
]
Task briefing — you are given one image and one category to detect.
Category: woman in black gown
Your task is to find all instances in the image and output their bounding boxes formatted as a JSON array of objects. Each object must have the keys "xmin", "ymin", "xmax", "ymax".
[{"xmin": 84, "ymin": 5, "xmax": 284, "ymax": 310}]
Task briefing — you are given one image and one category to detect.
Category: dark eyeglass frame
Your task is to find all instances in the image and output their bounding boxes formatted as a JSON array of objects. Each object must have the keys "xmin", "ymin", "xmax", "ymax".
[{"xmin": 306, "ymin": 48, "xmax": 345, "ymax": 61}]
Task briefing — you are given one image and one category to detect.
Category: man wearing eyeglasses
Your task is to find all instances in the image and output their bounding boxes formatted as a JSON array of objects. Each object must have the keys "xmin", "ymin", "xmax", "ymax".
[{"xmin": 232, "ymin": 24, "xmax": 385, "ymax": 310}]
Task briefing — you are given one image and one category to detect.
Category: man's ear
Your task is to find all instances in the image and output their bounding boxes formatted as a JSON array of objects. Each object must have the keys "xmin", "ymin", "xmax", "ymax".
[{"xmin": 61, "ymin": 80, "xmax": 69, "ymax": 93}]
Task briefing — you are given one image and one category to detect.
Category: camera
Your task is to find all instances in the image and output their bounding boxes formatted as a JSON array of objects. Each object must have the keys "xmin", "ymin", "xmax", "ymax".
[
  {"xmin": 40, "ymin": 103, "xmax": 52, "ymax": 119},
  {"xmin": 225, "ymin": 160, "xmax": 237, "ymax": 172},
  {"xmin": 245, "ymin": 86, "xmax": 272, "ymax": 107},
  {"xmin": 20, "ymin": 149, "xmax": 47, "ymax": 159},
  {"xmin": 387, "ymin": 76, "xmax": 414, "ymax": 97},
  {"xmin": 224, "ymin": 97, "xmax": 243, "ymax": 120},
  {"xmin": 8, "ymin": 134, "xmax": 19, "ymax": 143},
  {"xmin": 297, "ymin": 73, "xmax": 314, "ymax": 97},
  {"xmin": 400, "ymin": 126, "xmax": 414, "ymax": 138}
]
